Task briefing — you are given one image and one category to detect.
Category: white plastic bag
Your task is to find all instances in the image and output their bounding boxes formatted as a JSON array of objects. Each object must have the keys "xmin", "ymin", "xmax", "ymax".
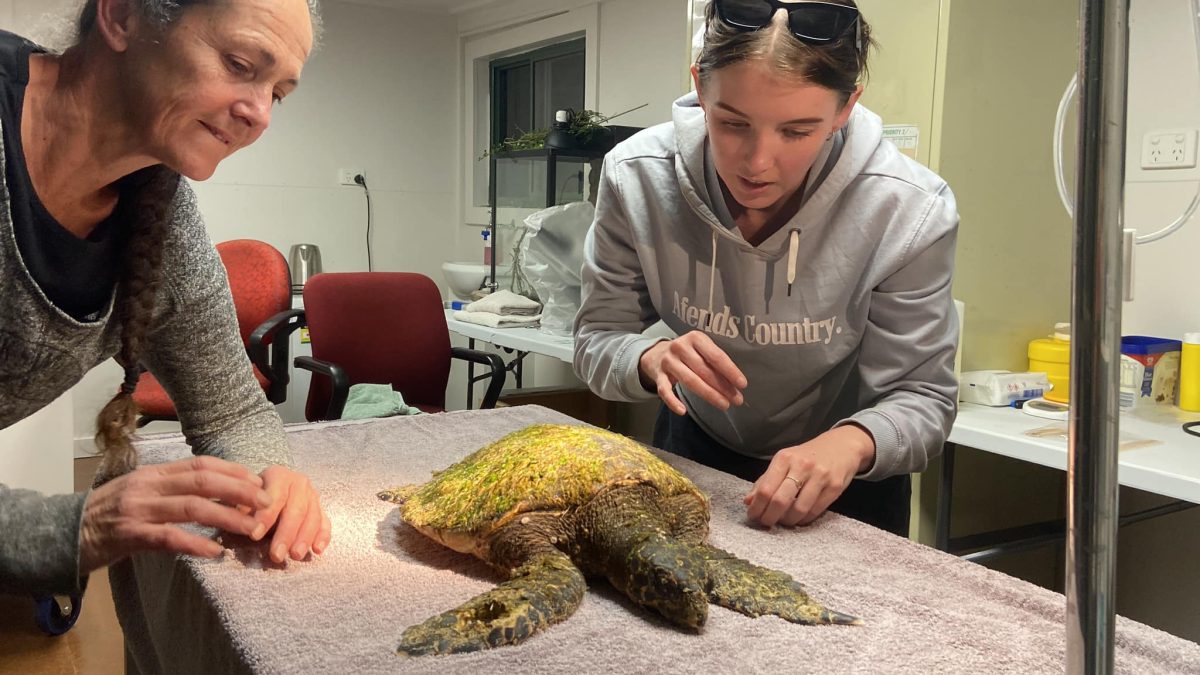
[{"xmin": 520, "ymin": 202, "xmax": 594, "ymax": 336}]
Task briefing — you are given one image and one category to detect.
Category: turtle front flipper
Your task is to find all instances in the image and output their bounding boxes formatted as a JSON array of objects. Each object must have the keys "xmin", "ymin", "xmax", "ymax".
[
  {"xmin": 701, "ymin": 547, "xmax": 862, "ymax": 625},
  {"xmin": 398, "ymin": 551, "xmax": 586, "ymax": 656}
]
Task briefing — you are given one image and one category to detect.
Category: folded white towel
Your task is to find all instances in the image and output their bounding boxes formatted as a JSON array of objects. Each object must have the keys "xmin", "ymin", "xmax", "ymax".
[
  {"xmin": 454, "ymin": 310, "xmax": 542, "ymax": 328},
  {"xmin": 464, "ymin": 289, "xmax": 542, "ymax": 316}
]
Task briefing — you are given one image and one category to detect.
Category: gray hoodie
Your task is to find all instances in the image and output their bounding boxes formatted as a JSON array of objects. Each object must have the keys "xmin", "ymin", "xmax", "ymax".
[{"xmin": 574, "ymin": 93, "xmax": 959, "ymax": 481}]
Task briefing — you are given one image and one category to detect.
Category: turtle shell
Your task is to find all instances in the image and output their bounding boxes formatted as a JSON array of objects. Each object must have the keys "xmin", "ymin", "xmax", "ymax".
[{"xmin": 398, "ymin": 424, "xmax": 706, "ymax": 553}]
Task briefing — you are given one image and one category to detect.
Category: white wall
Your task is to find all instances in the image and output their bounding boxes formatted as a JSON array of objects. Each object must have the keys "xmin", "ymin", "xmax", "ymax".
[
  {"xmin": 1123, "ymin": 0, "xmax": 1200, "ymax": 338},
  {"xmin": 0, "ymin": 393, "xmax": 73, "ymax": 494},
  {"xmin": 0, "ymin": 0, "xmax": 78, "ymax": 48},
  {"xmin": 192, "ymin": 0, "xmax": 459, "ymax": 425},
  {"xmin": 1113, "ymin": 0, "xmax": 1200, "ymax": 642},
  {"xmin": 596, "ymin": 0, "xmax": 692, "ymax": 130},
  {"xmin": 193, "ymin": 1, "xmax": 458, "ymax": 280}
]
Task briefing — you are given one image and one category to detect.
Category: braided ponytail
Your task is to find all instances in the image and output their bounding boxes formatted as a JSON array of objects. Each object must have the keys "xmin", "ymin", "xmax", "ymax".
[{"xmin": 94, "ymin": 166, "xmax": 181, "ymax": 478}]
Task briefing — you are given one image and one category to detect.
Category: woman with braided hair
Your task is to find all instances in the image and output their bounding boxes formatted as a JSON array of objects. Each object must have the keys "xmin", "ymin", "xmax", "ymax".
[{"xmin": 0, "ymin": 0, "xmax": 331, "ymax": 598}]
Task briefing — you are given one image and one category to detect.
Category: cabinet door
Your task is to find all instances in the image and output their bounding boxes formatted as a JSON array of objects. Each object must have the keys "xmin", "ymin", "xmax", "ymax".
[{"xmin": 857, "ymin": 0, "xmax": 945, "ymax": 167}]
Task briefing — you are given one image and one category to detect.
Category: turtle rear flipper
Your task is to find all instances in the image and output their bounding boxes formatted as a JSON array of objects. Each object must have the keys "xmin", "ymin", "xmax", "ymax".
[
  {"xmin": 398, "ymin": 552, "xmax": 586, "ymax": 656},
  {"xmin": 702, "ymin": 547, "xmax": 862, "ymax": 626}
]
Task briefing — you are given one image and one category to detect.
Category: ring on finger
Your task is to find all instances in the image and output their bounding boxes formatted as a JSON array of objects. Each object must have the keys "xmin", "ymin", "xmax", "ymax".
[{"xmin": 784, "ymin": 475, "xmax": 803, "ymax": 490}]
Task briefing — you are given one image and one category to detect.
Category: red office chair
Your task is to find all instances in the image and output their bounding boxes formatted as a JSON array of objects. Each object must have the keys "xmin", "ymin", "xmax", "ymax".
[
  {"xmin": 132, "ymin": 239, "xmax": 304, "ymax": 425},
  {"xmin": 294, "ymin": 272, "xmax": 505, "ymax": 421}
]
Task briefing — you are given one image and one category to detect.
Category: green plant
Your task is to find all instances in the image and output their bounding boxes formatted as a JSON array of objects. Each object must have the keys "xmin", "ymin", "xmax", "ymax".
[
  {"xmin": 482, "ymin": 128, "xmax": 549, "ymax": 159},
  {"xmin": 480, "ymin": 104, "xmax": 647, "ymax": 160}
]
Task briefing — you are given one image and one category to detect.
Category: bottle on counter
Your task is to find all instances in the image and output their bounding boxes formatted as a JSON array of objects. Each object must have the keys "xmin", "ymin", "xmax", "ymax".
[
  {"xmin": 1029, "ymin": 322, "xmax": 1071, "ymax": 404},
  {"xmin": 1180, "ymin": 333, "xmax": 1200, "ymax": 412}
]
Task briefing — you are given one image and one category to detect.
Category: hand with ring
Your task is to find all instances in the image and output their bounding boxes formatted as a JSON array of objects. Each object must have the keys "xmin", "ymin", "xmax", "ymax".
[{"xmin": 743, "ymin": 425, "xmax": 876, "ymax": 528}]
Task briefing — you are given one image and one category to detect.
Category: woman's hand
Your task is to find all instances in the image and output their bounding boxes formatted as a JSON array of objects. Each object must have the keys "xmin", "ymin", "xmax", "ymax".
[
  {"xmin": 743, "ymin": 426, "xmax": 876, "ymax": 528},
  {"xmin": 79, "ymin": 456, "xmax": 273, "ymax": 574},
  {"xmin": 639, "ymin": 332, "xmax": 747, "ymax": 415},
  {"xmin": 251, "ymin": 466, "xmax": 332, "ymax": 563}
]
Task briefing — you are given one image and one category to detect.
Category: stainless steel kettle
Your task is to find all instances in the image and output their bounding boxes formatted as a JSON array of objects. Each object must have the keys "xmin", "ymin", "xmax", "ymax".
[{"xmin": 289, "ymin": 244, "xmax": 322, "ymax": 293}]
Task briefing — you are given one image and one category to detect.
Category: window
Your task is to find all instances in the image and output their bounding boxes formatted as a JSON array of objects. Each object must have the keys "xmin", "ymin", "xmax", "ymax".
[
  {"xmin": 490, "ymin": 39, "xmax": 586, "ymax": 209},
  {"xmin": 460, "ymin": 6, "xmax": 598, "ymax": 225},
  {"xmin": 491, "ymin": 40, "xmax": 586, "ymax": 150}
]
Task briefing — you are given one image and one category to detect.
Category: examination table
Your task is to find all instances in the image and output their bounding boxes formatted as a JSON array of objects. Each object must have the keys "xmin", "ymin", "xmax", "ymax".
[{"xmin": 110, "ymin": 406, "xmax": 1200, "ymax": 674}]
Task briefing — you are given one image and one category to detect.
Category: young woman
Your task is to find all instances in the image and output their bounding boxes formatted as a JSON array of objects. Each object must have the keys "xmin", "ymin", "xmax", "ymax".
[
  {"xmin": 574, "ymin": 0, "xmax": 959, "ymax": 536},
  {"xmin": 1, "ymin": 0, "xmax": 329, "ymax": 596}
]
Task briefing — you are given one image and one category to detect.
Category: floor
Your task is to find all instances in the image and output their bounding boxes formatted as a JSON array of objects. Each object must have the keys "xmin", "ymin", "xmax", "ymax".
[{"xmin": 0, "ymin": 456, "xmax": 125, "ymax": 675}]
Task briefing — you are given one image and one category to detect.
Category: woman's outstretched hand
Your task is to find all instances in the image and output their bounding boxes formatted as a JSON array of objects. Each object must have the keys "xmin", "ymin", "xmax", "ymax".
[
  {"xmin": 743, "ymin": 425, "xmax": 876, "ymax": 529},
  {"xmin": 251, "ymin": 465, "xmax": 332, "ymax": 563},
  {"xmin": 79, "ymin": 456, "xmax": 272, "ymax": 574},
  {"xmin": 639, "ymin": 331, "xmax": 747, "ymax": 415}
]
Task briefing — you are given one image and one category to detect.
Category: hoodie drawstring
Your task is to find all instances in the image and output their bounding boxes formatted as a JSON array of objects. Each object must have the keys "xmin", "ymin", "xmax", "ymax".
[
  {"xmin": 786, "ymin": 230, "xmax": 799, "ymax": 297},
  {"xmin": 707, "ymin": 230, "xmax": 718, "ymax": 320},
  {"xmin": 711, "ymin": 229, "xmax": 801, "ymax": 307}
]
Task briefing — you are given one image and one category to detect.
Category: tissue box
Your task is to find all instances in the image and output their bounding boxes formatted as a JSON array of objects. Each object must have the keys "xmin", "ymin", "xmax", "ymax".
[{"xmin": 960, "ymin": 370, "xmax": 1052, "ymax": 406}]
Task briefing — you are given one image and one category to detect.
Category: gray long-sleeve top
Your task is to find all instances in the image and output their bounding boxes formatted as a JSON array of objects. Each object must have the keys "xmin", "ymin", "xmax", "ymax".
[{"xmin": 0, "ymin": 125, "xmax": 292, "ymax": 596}]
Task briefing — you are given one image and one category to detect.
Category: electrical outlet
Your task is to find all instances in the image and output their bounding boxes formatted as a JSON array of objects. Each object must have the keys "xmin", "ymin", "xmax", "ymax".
[
  {"xmin": 1141, "ymin": 129, "xmax": 1197, "ymax": 170},
  {"xmin": 338, "ymin": 168, "xmax": 364, "ymax": 186}
]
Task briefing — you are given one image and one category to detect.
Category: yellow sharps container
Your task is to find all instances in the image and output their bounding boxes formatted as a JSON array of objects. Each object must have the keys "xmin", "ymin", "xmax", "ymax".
[{"xmin": 1029, "ymin": 323, "xmax": 1071, "ymax": 404}]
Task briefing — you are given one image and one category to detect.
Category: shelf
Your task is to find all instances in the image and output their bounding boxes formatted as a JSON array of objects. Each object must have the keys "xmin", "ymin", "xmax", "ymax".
[{"xmin": 493, "ymin": 146, "xmax": 608, "ymax": 160}]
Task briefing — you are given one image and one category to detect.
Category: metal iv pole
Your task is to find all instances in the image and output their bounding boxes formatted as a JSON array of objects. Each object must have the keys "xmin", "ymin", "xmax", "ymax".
[{"xmin": 1067, "ymin": 0, "xmax": 1129, "ymax": 671}]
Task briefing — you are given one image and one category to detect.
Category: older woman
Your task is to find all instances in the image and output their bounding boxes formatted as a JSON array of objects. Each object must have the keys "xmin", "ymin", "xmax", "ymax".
[{"xmin": 1, "ymin": 0, "xmax": 330, "ymax": 596}]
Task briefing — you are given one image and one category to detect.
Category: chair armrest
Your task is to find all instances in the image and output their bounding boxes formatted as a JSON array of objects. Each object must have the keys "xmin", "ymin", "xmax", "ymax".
[
  {"xmin": 451, "ymin": 346, "xmax": 507, "ymax": 409},
  {"xmin": 248, "ymin": 308, "xmax": 306, "ymax": 402},
  {"xmin": 294, "ymin": 355, "xmax": 350, "ymax": 420}
]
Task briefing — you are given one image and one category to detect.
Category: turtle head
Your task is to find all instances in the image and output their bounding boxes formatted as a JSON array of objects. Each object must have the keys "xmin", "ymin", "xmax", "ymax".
[
  {"xmin": 619, "ymin": 532, "xmax": 709, "ymax": 629},
  {"xmin": 377, "ymin": 485, "xmax": 418, "ymax": 505}
]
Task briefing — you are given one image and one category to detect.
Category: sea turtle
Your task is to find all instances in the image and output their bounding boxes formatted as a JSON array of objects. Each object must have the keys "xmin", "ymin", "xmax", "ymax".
[{"xmin": 378, "ymin": 423, "xmax": 860, "ymax": 656}]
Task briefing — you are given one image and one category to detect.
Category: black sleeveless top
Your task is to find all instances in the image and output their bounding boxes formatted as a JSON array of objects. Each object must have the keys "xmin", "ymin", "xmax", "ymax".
[{"xmin": 0, "ymin": 29, "xmax": 127, "ymax": 322}]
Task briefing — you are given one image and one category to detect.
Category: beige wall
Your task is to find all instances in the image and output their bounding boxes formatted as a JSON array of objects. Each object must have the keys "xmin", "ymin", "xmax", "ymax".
[
  {"xmin": 940, "ymin": 0, "xmax": 1077, "ymax": 373},
  {"xmin": 857, "ymin": 0, "xmax": 944, "ymax": 168},
  {"xmin": 888, "ymin": 0, "xmax": 1079, "ymax": 587}
]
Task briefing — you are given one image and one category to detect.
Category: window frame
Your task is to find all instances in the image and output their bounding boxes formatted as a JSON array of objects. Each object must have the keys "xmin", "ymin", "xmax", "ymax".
[
  {"xmin": 490, "ymin": 38, "xmax": 586, "ymax": 155},
  {"xmin": 459, "ymin": 6, "xmax": 599, "ymax": 227}
]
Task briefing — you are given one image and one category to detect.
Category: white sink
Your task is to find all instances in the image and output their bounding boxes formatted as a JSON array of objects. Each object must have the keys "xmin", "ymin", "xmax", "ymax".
[{"xmin": 441, "ymin": 262, "xmax": 511, "ymax": 300}]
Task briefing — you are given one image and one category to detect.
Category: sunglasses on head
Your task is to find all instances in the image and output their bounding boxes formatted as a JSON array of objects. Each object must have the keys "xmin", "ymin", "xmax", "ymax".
[{"xmin": 714, "ymin": 0, "xmax": 861, "ymax": 49}]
